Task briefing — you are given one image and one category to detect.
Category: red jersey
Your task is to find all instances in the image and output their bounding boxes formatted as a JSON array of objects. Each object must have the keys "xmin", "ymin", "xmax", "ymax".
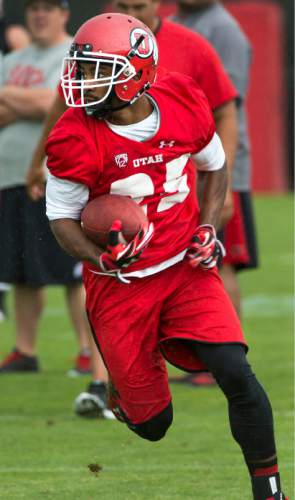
[
  {"xmin": 57, "ymin": 19, "xmax": 237, "ymax": 110},
  {"xmin": 47, "ymin": 73, "xmax": 215, "ymax": 272}
]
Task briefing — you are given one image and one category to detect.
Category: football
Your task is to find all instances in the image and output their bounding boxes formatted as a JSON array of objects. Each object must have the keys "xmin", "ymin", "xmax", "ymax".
[{"xmin": 81, "ymin": 194, "xmax": 148, "ymax": 248}]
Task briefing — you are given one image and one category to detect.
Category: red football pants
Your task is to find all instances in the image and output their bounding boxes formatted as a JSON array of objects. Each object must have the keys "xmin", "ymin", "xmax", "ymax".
[{"xmin": 84, "ymin": 260, "xmax": 245, "ymax": 424}]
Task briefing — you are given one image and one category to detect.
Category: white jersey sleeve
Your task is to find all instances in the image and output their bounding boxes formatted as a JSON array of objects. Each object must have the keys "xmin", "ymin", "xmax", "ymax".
[
  {"xmin": 193, "ymin": 132, "xmax": 225, "ymax": 171},
  {"xmin": 46, "ymin": 173, "xmax": 89, "ymax": 221}
]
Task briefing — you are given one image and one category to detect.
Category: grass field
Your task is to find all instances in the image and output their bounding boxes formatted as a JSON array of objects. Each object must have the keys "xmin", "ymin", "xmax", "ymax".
[{"xmin": 0, "ymin": 195, "xmax": 293, "ymax": 500}]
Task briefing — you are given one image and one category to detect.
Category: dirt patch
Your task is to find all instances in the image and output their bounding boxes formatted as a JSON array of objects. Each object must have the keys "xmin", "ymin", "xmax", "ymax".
[{"xmin": 87, "ymin": 463, "xmax": 103, "ymax": 477}]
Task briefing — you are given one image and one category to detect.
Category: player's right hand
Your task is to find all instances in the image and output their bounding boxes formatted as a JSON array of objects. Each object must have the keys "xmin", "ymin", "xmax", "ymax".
[
  {"xmin": 26, "ymin": 166, "xmax": 46, "ymax": 201},
  {"xmin": 99, "ymin": 219, "xmax": 154, "ymax": 273}
]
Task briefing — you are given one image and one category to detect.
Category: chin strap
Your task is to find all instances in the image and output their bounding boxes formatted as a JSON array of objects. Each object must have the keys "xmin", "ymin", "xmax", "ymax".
[
  {"xmin": 86, "ymin": 82, "xmax": 151, "ymax": 120},
  {"xmin": 85, "ymin": 87, "xmax": 130, "ymax": 119}
]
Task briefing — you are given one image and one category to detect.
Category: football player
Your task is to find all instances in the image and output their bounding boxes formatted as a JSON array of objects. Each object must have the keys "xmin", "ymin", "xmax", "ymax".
[
  {"xmin": 45, "ymin": 14, "xmax": 288, "ymax": 500},
  {"xmin": 26, "ymin": 0, "xmax": 239, "ymax": 401}
]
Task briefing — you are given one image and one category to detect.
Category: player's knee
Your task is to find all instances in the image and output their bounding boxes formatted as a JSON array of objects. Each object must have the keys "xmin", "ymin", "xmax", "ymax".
[
  {"xmin": 131, "ymin": 402, "xmax": 173, "ymax": 442},
  {"xmin": 215, "ymin": 358, "xmax": 254, "ymax": 397}
]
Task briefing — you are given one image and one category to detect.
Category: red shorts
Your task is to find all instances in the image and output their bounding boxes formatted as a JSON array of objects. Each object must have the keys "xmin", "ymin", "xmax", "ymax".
[
  {"xmin": 84, "ymin": 260, "xmax": 246, "ymax": 424},
  {"xmin": 220, "ymin": 192, "xmax": 258, "ymax": 270}
]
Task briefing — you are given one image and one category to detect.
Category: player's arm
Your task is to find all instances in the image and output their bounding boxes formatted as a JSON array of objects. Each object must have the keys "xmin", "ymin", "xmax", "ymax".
[
  {"xmin": 187, "ymin": 133, "xmax": 227, "ymax": 269},
  {"xmin": 51, "ymin": 218, "xmax": 102, "ymax": 266},
  {"xmin": 194, "ymin": 133, "xmax": 228, "ymax": 224},
  {"xmin": 51, "ymin": 217, "xmax": 153, "ymax": 278},
  {"xmin": 46, "ymin": 174, "xmax": 102, "ymax": 266},
  {"xmin": 46, "ymin": 175, "xmax": 153, "ymax": 276},
  {"xmin": 0, "ymin": 85, "xmax": 56, "ymax": 119},
  {"xmin": 197, "ymin": 165, "xmax": 227, "ymax": 228},
  {"xmin": 26, "ymin": 92, "xmax": 68, "ymax": 201},
  {"xmin": 213, "ymin": 100, "xmax": 238, "ymax": 226}
]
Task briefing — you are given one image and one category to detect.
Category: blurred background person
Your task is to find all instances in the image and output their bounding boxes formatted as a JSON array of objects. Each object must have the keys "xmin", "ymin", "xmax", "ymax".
[
  {"xmin": 0, "ymin": 0, "xmax": 31, "ymax": 55},
  {"xmin": 0, "ymin": 0, "xmax": 31, "ymax": 321},
  {"xmin": 0, "ymin": 0, "xmax": 93, "ymax": 377},
  {"xmin": 174, "ymin": 0, "xmax": 257, "ymax": 315},
  {"xmin": 171, "ymin": 0, "xmax": 258, "ymax": 385}
]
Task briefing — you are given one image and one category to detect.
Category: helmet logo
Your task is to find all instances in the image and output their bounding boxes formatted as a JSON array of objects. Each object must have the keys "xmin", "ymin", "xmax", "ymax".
[{"xmin": 130, "ymin": 28, "xmax": 156, "ymax": 60}]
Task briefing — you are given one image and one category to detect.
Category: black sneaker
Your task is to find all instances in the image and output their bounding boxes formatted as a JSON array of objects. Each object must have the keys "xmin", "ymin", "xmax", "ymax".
[
  {"xmin": 74, "ymin": 381, "xmax": 115, "ymax": 419},
  {"xmin": 0, "ymin": 349, "xmax": 39, "ymax": 373}
]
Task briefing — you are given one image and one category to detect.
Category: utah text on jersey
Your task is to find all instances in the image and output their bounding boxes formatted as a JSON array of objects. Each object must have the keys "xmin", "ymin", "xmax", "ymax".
[
  {"xmin": 114, "ymin": 153, "xmax": 164, "ymax": 168},
  {"xmin": 133, "ymin": 154, "xmax": 163, "ymax": 167}
]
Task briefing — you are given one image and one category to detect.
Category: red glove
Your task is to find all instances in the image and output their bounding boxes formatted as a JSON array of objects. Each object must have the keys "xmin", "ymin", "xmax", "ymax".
[
  {"xmin": 186, "ymin": 224, "xmax": 225, "ymax": 269},
  {"xmin": 99, "ymin": 220, "xmax": 154, "ymax": 277}
]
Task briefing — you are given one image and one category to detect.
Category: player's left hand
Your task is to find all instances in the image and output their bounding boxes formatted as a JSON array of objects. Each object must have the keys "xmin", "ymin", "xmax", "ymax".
[
  {"xmin": 99, "ymin": 219, "xmax": 154, "ymax": 273},
  {"xmin": 186, "ymin": 224, "xmax": 225, "ymax": 269}
]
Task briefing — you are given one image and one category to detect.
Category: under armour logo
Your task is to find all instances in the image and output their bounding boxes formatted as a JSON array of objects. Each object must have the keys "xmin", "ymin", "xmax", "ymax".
[
  {"xmin": 159, "ymin": 140, "xmax": 175, "ymax": 149},
  {"xmin": 115, "ymin": 153, "xmax": 128, "ymax": 168}
]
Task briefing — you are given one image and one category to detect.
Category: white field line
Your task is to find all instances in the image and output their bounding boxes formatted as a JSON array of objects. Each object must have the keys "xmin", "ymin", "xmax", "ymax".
[
  {"xmin": 242, "ymin": 294, "xmax": 293, "ymax": 318},
  {"xmin": 264, "ymin": 253, "xmax": 293, "ymax": 266}
]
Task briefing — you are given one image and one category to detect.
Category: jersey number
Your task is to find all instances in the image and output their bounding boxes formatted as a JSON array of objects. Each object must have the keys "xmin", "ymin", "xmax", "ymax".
[{"xmin": 110, "ymin": 154, "xmax": 190, "ymax": 213}]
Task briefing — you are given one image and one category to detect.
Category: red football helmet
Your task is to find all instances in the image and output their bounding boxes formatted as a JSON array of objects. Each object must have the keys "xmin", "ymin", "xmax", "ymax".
[{"xmin": 61, "ymin": 13, "xmax": 158, "ymax": 110}]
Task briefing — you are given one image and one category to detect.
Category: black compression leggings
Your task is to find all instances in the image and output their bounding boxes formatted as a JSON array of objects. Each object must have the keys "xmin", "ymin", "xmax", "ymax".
[
  {"xmin": 130, "ymin": 343, "xmax": 276, "ymax": 465},
  {"xmin": 191, "ymin": 343, "xmax": 276, "ymax": 464}
]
